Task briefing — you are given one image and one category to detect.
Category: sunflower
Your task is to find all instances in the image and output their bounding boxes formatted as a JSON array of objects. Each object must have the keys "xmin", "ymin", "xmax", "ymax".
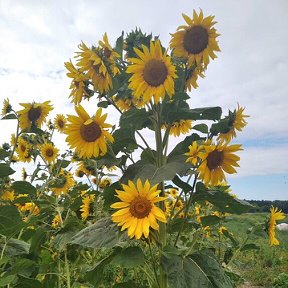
[
  {"xmin": 127, "ymin": 40, "xmax": 177, "ymax": 104},
  {"xmin": 22, "ymin": 168, "xmax": 28, "ymax": 180},
  {"xmin": 185, "ymin": 141, "xmax": 202, "ymax": 166},
  {"xmin": 170, "ymin": 10, "xmax": 220, "ymax": 68},
  {"xmin": 185, "ymin": 67, "xmax": 205, "ymax": 92},
  {"xmin": 99, "ymin": 177, "xmax": 112, "ymax": 189},
  {"xmin": 16, "ymin": 137, "xmax": 32, "ymax": 162},
  {"xmin": 217, "ymin": 104, "xmax": 249, "ymax": 143},
  {"xmin": 54, "ymin": 114, "xmax": 67, "ymax": 133},
  {"xmin": 197, "ymin": 142, "xmax": 242, "ymax": 186},
  {"xmin": 76, "ymin": 42, "xmax": 112, "ymax": 94},
  {"xmin": 40, "ymin": 143, "xmax": 59, "ymax": 164},
  {"xmin": 51, "ymin": 214, "xmax": 62, "ymax": 229},
  {"xmin": 65, "ymin": 60, "xmax": 90, "ymax": 104},
  {"xmin": 169, "ymin": 119, "xmax": 192, "ymax": 137},
  {"xmin": 65, "ymin": 105, "xmax": 114, "ymax": 159},
  {"xmin": 1, "ymin": 98, "xmax": 12, "ymax": 116},
  {"xmin": 80, "ymin": 194, "xmax": 95, "ymax": 220},
  {"xmin": 268, "ymin": 206, "xmax": 285, "ymax": 246},
  {"xmin": 18, "ymin": 101, "xmax": 53, "ymax": 130},
  {"xmin": 51, "ymin": 169, "xmax": 74, "ymax": 196},
  {"xmin": 169, "ymin": 188, "xmax": 178, "ymax": 198},
  {"xmin": 99, "ymin": 33, "xmax": 120, "ymax": 62},
  {"xmin": 111, "ymin": 179, "xmax": 166, "ymax": 239},
  {"xmin": 0, "ymin": 190, "xmax": 15, "ymax": 201}
]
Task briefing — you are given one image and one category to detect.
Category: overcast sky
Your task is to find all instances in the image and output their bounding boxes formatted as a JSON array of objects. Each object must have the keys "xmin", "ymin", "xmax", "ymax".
[{"xmin": 0, "ymin": 0, "xmax": 287, "ymax": 200}]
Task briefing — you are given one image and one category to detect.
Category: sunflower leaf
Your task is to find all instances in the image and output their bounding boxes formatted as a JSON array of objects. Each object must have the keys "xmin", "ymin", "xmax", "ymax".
[
  {"xmin": 11, "ymin": 181, "xmax": 37, "ymax": 196},
  {"xmin": 0, "ymin": 163, "xmax": 15, "ymax": 178}
]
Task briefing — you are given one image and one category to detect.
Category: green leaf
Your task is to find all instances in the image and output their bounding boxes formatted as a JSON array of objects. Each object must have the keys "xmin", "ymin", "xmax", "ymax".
[
  {"xmin": 0, "ymin": 206, "xmax": 25, "ymax": 237},
  {"xmin": 222, "ymin": 229, "xmax": 239, "ymax": 248},
  {"xmin": 119, "ymin": 108, "xmax": 151, "ymax": 131},
  {"xmin": 193, "ymin": 124, "xmax": 209, "ymax": 134},
  {"xmin": 115, "ymin": 31, "xmax": 124, "ymax": 57},
  {"xmin": 56, "ymin": 159, "xmax": 70, "ymax": 169},
  {"xmin": 210, "ymin": 119, "xmax": 231, "ymax": 136},
  {"xmin": 70, "ymin": 217, "xmax": 127, "ymax": 249},
  {"xmin": 168, "ymin": 134, "xmax": 201, "ymax": 158},
  {"xmin": 0, "ymin": 238, "xmax": 30, "ymax": 256},
  {"xmin": 0, "ymin": 148, "xmax": 10, "ymax": 160},
  {"xmin": 112, "ymin": 127, "xmax": 138, "ymax": 154},
  {"xmin": 161, "ymin": 254, "xmax": 214, "ymax": 288},
  {"xmin": 85, "ymin": 253, "xmax": 115, "ymax": 286},
  {"xmin": 0, "ymin": 163, "xmax": 15, "ymax": 178},
  {"xmin": 121, "ymin": 155, "xmax": 192, "ymax": 185},
  {"xmin": 240, "ymin": 243, "xmax": 260, "ymax": 251},
  {"xmin": 111, "ymin": 246, "xmax": 145, "ymax": 268},
  {"xmin": 194, "ymin": 183, "xmax": 253, "ymax": 214},
  {"xmin": 12, "ymin": 181, "xmax": 37, "ymax": 196},
  {"xmin": 168, "ymin": 107, "xmax": 222, "ymax": 122},
  {"xmin": 0, "ymin": 275, "xmax": 16, "ymax": 287},
  {"xmin": 172, "ymin": 175, "xmax": 193, "ymax": 194},
  {"xmin": 29, "ymin": 227, "xmax": 47, "ymax": 257},
  {"xmin": 14, "ymin": 276, "xmax": 43, "ymax": 288},
  {"xmin": 200, "ymin": 215, "xmax": 221, "ymax": 227},
  {"xmin": 103, "ymin": 181, "xmax": 122, "ymax": 209},
  {"xmin": 6, "ymin": 258, "xmax": 35, "ymax": 277},
  {"xmin": 97, "ymin": 100, "xmax": 109, "ymax": 108},
  {"xmin": 1, "ymin": 113, "xmax": 17, "ymax": 120},
  {"xmin": 189, "ymin": 250, "xmax": 234, "ymax": 288},
  {"xmin": 113, "ymin": 281, "xmax": 137, "ymax": 288}
]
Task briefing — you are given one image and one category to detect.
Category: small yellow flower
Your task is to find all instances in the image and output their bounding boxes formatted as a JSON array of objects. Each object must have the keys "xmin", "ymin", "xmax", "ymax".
[
  {"xmin": 0, "ymin": 190, "xmax": 15, "ymax": 201},
  {"xmin": 54, "ymin": 114, "xmax": 67, "ymax": 133},
  {"xmin": 51, "ymin": 169, "xmax": 75, "ymax": 196},
  {"xmin": 185, "ymin": 141, "xmax": 202, "ymax": 166},
  {"xmin": 40, "ymin": 143, "xmax": 59, "ymax": 164},
  {"xmin": 99, "ymin": 177, "xmax": 112, "ymax": 189},
  {"xmin": 164, "ymin": 120, "xmax": 192, "ymax": 137},
  {"xmin": 52, "ymin": 214, "xmax": 62, "ymax": 229},
  {"xmin": 80, "ymin": 195, "xmax": 95, "ymax": 220},
  {"xmin": 1, "ymin": 98, "xmax": 12, "ymax": 116},
  {"xmin": 219, "ymin": 226, "xmax": 228, "ymax": 234}
]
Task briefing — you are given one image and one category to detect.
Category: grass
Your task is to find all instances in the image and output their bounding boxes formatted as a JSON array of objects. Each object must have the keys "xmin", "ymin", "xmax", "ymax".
[{"xmin": 224, "ymin": 213, "xmax": 288, "ymax": 287}]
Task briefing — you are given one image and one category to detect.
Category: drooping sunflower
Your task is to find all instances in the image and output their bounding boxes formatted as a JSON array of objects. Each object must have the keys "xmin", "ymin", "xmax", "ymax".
[
  {"xmin": 185, "ymin": 67, "xmax": 205, "ymax": 92},
  {"xmin": 1, "ymin": 98, "xmax": 12, "ymax": 116},
  {"xmin": 18, "ymin": 101, "xmax": 53, "ymax": 130},
  {"xmin": 98, "ymin": 177, "xmax": 112, "ymax": 189},
  {"xmin": 170, "ymin": 10, "xmax": 220, "ymax": 68},
  {"xmin": 65, "ymin": 60, "xmax": 90, "ymax": 104},
  {"xmin": 80, "ymin": 194, "xmax": 95, "ymax": 220},
  {"xmin": 197, "ymin": 142, "xmax": 242, "ymax": 186},
  {"xmin": 268, "ymin": 206, "xmax": 286, "ymax": 246},
  {"xmin": 99, "ymin": 33, "xmax": 120, "ymax": 62},
  {"xmin": 217, "ymin": 104, "xmax": 249, "ymax": 143},
  {"xmin": 22, "ymin": 168, "xmax": 28, "ymax": 180},
  {"xmin": 111, "ymin": 179, "xmax": 166, "ymax": 239},
  {"xmin": 127, "ymin": 40, "xmax": 177, "ymax": 104},
  {"xmin": 51, "ymin": 169, "xmax": 75, "ymax": 196},
  {"xmin": 76, "ymin": 42, "xmax": 112, "ymax": 94},
  {"xmin": 16, "ymin": 137, "xmax": 32, "ymax": 163},
  {"xmin": 40, "ymin": 143, "xmax": 59, "ymax": 164},
  {"xmin": 169, "ymin": 119, "xmax": 192, "ymax": 137},
  {"xmin": 54, "ymin": 114, "xmax": 67, "ymax": 133},
  {"xmin": 65, "ymin": 105, "xmax": 114, "ymax": 159}
]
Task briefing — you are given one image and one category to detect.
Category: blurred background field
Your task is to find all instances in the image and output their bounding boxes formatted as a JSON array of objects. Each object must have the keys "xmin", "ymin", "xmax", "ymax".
[{"xmin": 224, "ymin": 213, "xmax": 288, "ymax": 287}]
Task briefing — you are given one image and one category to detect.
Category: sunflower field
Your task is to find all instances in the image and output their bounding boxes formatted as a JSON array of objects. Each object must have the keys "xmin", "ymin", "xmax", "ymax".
[{"xmin": 0, "ymin": 9, "xmax": 286, "ymax": 288}]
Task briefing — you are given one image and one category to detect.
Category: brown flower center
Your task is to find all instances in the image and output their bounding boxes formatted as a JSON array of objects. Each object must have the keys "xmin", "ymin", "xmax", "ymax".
[
  {"xmin": 183, "ymin": 26, "xmax": 209, "ymax": 54},
  {"xmin": 130, "ymin": 196, "xmax": 152, "ymax": 218},
  {"xmin": 57, "ymin": 119, "xmax": 64, "ymax": 128},
  {"xmin": 80, "ymin": 121, "xmax": 101, "ymax": 142},
  {"xmin": 46, "ymin": 148, "xmax": 54, "ymax": 157},
  {"xmin": 143, "ymin": 59, "xmax": 168, "ymax": 87},
  {"xmin": 104, "ymin": 47, "xmax": 112, "ymax": 58},
  {"xmin": 207, "ymin": 150, "xmax": 224, "ymax": 170},
  {"xmin": 20, "ymin": 144, "xmax": 26, "ymax": 152},
  {"xmin": 28, "ymin": 107, "xmax": 42, "ymax": 122}
]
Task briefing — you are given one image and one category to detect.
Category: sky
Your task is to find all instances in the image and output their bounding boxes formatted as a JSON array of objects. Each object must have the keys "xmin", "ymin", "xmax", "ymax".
[{"xmin": 0, "ymin": 0, "xmax": 287, "ymax": 200}]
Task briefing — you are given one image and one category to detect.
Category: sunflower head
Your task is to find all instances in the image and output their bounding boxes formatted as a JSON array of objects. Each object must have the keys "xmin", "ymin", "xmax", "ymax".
[
  {"xmin": 170, "ymin": 10, "xmax": 220, "ymax": 69},
  {"xmin": 40, "ymin": 143, "xmax": 59, "ymax": 164},
  {"xmin": 65, "ymin": 105, "xmax": 114, "ymax": 159},
  {"xmin": 17, "ymin": 101, "xmax": 53, "ymax": 130},
  {"xmin": 217, "ymin": 105, "xmax": 249, "ymax": 143},
  {"xmin": 51, "ymin": 214, "xmax": 61, "ymax": 229},
  {"xmin": 54, "ymin": 114, "xmax": 67, "ymax": 133},
  {"xmin": 198, "ymin": 142, "xmax": 242, "ymax": 186},
  {"xmin": 80, "ymin": 194, "xmax": 95, "ymax": 220},
  {"xmin": 1, "ymin": 98, "xmax": 12, "ymax": 116},
  {"xmin": 127, "ymin": 40, "xmax": 177, "ymax": 104},
  {"xmin": 51, "ymin": 169, "xmax": 75, "ymax": 196},
  {"xmin": 111, "ymin": 179, "xmax": 166, "ymax": 239},
  {"xmin": 268, "ymin": 206, "xmax": 286, "ymax": 246},
  {"xmin": 16, "ymin": 137, "xmax": 32, "ymax": 163}
]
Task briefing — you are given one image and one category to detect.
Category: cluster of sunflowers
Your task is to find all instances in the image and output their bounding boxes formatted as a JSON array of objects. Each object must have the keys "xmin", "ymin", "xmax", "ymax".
[{"xmin": 0, "ymin": 9, "xmax": 286, "ymax": 288}]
